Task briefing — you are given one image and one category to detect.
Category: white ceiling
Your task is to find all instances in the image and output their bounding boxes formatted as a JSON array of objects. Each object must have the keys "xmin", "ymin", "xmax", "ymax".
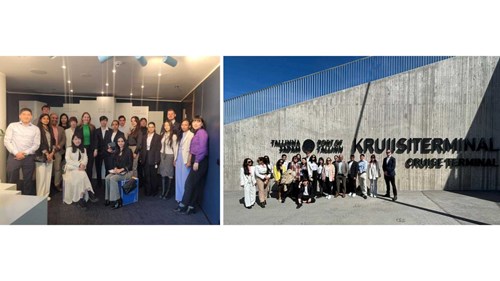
[{"xmin": 0, "ymin": 56, "xmax": 220, "ymax": 101}]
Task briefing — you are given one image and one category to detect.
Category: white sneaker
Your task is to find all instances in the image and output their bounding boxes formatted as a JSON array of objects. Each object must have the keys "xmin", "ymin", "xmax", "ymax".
[
  {"xmin": 327, "ymin": 195, "xmax": 331, "ymax": 200},
  {"xmin": 352, "ymin": 193, "xmax": 356, "ymax": 198}
]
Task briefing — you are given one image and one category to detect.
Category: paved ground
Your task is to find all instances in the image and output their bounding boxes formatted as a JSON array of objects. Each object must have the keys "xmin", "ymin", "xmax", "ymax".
[{"xmin": 223, "ymin": 190, "xmax": 500, "ymax": 225}]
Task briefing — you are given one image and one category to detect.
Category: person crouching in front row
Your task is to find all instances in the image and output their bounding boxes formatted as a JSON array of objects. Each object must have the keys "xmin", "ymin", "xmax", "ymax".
[{"xmin": 296, "ymin": 178, "xmax": 316, "ymax": 209}]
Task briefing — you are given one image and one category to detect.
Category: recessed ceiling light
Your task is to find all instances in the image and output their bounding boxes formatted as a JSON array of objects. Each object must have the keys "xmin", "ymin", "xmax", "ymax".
[
  {"xmin": 61, "ymin": 65, "xmax": 66, "ymax": 69},
  {"xmin": 105, "ymin": 83, "xmax": 109, "ymax": 87},
  {"xmin": 30, "ymin": 69, "xmax": 47, "ymax": 75},
  {"xmin": 67, "ymin": 80, "xmax": 71, "ymax": 84},
  {"xmin": 130, "ymin": 93, "xmax": 133, "ymax": 96},
  {"xmin": 158, "ymin": 73, "xmax": 162, "ymax": 77},
  {"xmin": 141, "ymin": 85, "xmax": 144, "ymax": 89},
  {"xmin": 70, "ymin": 89, "xmax": 74, "ymax": 93},
  {"xmin": 101, "ymin": 91, "xmax": 104, "ymax": 95},
  {"xmin": 112, "ymin": 69, "xmax": 116, "ymax": 73}
]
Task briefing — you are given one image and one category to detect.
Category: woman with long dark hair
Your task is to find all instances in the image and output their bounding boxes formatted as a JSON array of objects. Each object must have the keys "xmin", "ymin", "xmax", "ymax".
[
  {"xmin": 317, "ymin": 157, "xmax": 325, "ymax": 197},
  {"xmin": 127, "ymin": 116, "xmax": 143, "ymax": 178},
  {"xmin": 158, "ymin": 120, "xmax": 178, "ymax": 199},
  {"xmin": 104, "ymin": 136, "xmax": 133, "ymax": 209},
  {"xmin": 59, "ymin": 113, "xmax": 69, "ymax": 130},
  {"xmin": 368, "ymin": 154, "xmax": 382, "ymax": 198},
  {"xmin": 175, "ymin": 118, "xmax": 194, "ymax": 203},
  {"xmin": 273, "ymin": 159, "xmax": 286, "ymax": 202},
  {"xmin": 63, "ymin": 134, "xmax": 98, "ymax": 207},
  {"xmin": 254, "ymin": 156, "xmax": 271, "ymax": 208},
  {"xmin": 140, "ymin": 122, "xmax": 162, "ymax": 196},
  {"xmin": 240, "ymin": 158, "xmax": 256, "ymax": 208},
  {"xmin": 35, "ymin": 113, "xmax": 55, "ymax": 200},
  {"xmin": 174, "ymin": 116, "xmax": 209, "ymax": 215}
]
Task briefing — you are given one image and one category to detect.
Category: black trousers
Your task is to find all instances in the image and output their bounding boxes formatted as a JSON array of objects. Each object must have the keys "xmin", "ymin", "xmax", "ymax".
[
  {"xmin": 181, "ymin": 157, "xmax": 208, "ymax": 207},
  {"xmin": 384, "ymin": 175, "xmax": 398, "ymax": 196},
  {"xmin": 84, "ymin": 145, "xmax": 94, "ymax": 183},
  {"xmin": 347, "ymin": 175, "xmax": 357, "ymax": 194},
  {"xmin": 7, "ymin": 154, "xmax": 36, "ymax": 195},
  {"xmin": 95, "ymin": 153, "xmax": 106, "ymax": 182},
  {"xmin": 324, "ymin": 177, "xmax": 333, "ymax": 195},
  {"xmin": 311, "ymin": 171, "xmax": 318, "ymax": 196},
  {"xmin": 317, "ymin": 178, "xmax": 324, "ymax": 196},
  {"xmin": 298, "ymin": 192, "xmax": 315, "ymax": 203},
  {"xmin": 143, "ymin": 163, "xmax": 159, "ymax": 196}
]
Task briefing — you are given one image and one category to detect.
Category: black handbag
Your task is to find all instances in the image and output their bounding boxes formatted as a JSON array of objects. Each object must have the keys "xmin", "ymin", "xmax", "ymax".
[
  {"xmin": 34, "ymin": 154, "xmax": 47, "ymax": 163},
  {"xmin": 122, "ymin": 178, "xmax": 137, "ymax": 194}
]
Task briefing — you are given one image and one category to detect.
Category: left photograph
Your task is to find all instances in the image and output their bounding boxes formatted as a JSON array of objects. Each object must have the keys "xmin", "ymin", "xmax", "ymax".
[{"xmin": 0, "ymin": 56, "xmax": 220, "ymax": 225}]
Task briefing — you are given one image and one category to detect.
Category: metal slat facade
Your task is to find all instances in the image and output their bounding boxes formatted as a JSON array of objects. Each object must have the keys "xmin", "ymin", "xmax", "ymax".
[{"xmin": 224, "ymin": 56, "xmax": 452, "ymax": 124}]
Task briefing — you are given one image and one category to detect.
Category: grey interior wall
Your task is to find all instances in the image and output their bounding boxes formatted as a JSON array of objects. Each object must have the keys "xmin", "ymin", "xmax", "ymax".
[{"xmin": 224, "ymin": 57, "xmax": 500, "ymax": 192}]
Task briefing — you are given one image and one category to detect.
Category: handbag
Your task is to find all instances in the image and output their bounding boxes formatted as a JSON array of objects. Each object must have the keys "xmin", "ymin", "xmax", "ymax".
[
  {"xmin": 122, "ymin": 178, "xmax": 137, "ymax": 194},
  {"xmin": 34, "ymin": 154, "xmax": 47, "ymax": 163}
]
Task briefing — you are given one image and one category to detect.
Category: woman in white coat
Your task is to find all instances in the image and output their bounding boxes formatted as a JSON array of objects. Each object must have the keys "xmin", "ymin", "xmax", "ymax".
[
  {"xmin": 175, "ymin": 119, "xmax": 194, "ymax": 203},
  {"xmin": 368, "ymin": 154, "xmax": 382, "ymax": 197},
  {"xmin": 63, "ymin": 133, "xmax": 98, "ymax": 208},
  {"xmin": 240, "ymin": 158, "xmax": 256, "ymax": 209}
]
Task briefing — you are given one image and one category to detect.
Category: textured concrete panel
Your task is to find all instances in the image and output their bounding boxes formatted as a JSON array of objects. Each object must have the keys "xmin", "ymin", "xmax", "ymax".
[{"xmin": 224, "ymin": 57, "xmax": 500, "ymax": 192}]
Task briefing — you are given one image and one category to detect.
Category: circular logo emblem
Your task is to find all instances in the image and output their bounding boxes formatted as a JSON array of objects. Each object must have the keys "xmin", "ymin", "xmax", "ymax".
[{"xmin": 302, "ymin": 139, "xmax": 315, "ymax": 154}]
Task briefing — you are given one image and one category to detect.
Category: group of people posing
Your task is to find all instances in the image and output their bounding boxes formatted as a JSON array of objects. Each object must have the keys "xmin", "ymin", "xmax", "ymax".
[
  {"xmin": 4, "ymin": 105, "xmax": 209, "ymax": 215},
  {"xmin": 240, "ymin": 150, "xmax": 398, "ymax": 209}
]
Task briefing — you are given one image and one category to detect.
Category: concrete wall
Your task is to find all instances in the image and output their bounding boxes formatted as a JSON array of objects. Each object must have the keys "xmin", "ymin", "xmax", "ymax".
[{"xmin": 224, "ymin": 57, "xmax": 500, "ymax": 192}]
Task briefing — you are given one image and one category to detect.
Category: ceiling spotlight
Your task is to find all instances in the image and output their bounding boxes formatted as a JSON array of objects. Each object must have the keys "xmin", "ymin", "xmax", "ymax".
[
  {"xmin": 163, "ymin": 56, "xmax": 178, "ymax": 67},
  {"xmin": 61, "ymin": 65, "xmax": 66, "ymax": 69},
  {"xmin": 135, "ymin": 56, "xmax": 148, "ymax": 67},
  {"xmin": 98, "ymin": 56, "xmax": 112, "ymax": 63},
  {"xmin": 158, "ymin": 73, "xmax": 162, "ymax": 77},
  {"xmin": 67, "ymin": 80, "xmax": 71, "ymax": 84},
  {"xmin": 112, "ymin": 69, "xmax": 116, "ymax": 73},
  {"xmin": 141, "ymin": 85, "xmax": 144, "ymax": 89},
  {"xmin": 105, "ymin": 82, "xmax": 109, "ymax": 87},
  {"xmin": 70, "ymin": 89, "xmax": 74, "ymax": 93},
  {"xmin": 130, "ymin": 92, "xmax": 133, "ymax": 96}
]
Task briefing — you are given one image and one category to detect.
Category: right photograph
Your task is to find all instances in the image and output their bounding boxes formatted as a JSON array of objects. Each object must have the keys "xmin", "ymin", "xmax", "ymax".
[{"xmin": 223, "ymin": 56, "xmax": 500, "ymax": 225}]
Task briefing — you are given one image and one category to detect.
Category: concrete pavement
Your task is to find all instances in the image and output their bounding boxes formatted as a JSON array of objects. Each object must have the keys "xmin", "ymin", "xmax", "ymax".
[{"xmin": 223, "ymin": 190, "xmax": 500, "ymax": 225}]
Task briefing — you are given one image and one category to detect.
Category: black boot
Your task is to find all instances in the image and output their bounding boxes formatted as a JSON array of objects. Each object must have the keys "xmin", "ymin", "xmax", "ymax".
[
  {"xmin": 160, "ymin": 177, "xmax": 167, "ymax": 199},
  {"xmin": 112, "ymin": 199, "xmax": 122, "ymax": 209},
  {"xmin": 164, "ymin": 178, "xmax": 173, "ymax": 199},
  {"xmin": 78, "ymin": 198, "xmax": 87, "ymax": 208},
  {"xmin": 88, "ymin": 191, "xmax": 99, "ymax": 203},
  {"xmin": 105, "ymin": 200, "xmax": 110, "ymax": 206}
]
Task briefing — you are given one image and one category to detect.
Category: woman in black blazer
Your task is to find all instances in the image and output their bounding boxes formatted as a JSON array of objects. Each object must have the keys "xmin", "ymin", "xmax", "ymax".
[
  {"xmin": 140, "ymin": 122, "xmax": 162, "ymax": 196},
  {"xmin": 103, "ymin": 120, "xmax": 125, "ymax": 175},
  {"xmin": 104, "ymin": 136, "xmax": 133, "ymax": 209},
  {"xmin": 73, "ymin": 112, "xmax": 97, "ymax": 183}
]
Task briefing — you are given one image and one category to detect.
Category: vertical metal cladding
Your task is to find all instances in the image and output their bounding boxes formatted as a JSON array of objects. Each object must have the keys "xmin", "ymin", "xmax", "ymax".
[{"xmin": 224, "ymin": 56, "xmax": 452, "ymax": 124}]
